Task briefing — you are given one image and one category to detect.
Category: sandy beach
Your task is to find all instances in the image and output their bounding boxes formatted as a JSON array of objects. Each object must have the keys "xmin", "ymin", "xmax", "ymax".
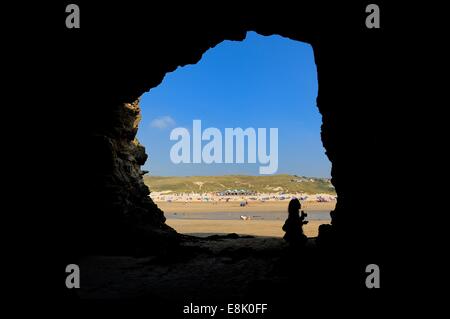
[
  {"xmin": 156, "ymin": 200, "xmax": 336, "ymax": 213},
  {"xmin": 157, "ymin": 201, "xmax": 335, "ymax": 238},
  {"xmin": 166, "ymin": 219, "xmax": 327, "ymax": 237}
]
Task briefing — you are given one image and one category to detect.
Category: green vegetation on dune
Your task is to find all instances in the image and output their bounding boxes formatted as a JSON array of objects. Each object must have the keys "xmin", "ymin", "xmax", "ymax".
[{"xmin": 143, "ymin": 174, "xmax": 335, "ymax": 195}]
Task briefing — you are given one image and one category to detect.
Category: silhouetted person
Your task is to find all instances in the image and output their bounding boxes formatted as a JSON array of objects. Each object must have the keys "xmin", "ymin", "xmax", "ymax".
[{"xmin": 282, "ymin": 198, "xmax": 308, "ymax": 246}]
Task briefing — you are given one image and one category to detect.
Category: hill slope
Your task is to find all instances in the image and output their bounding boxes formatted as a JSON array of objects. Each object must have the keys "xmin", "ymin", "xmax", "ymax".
[{"xmin": 144, "ymin": 174, "xmax": 335, "ymax": 194}]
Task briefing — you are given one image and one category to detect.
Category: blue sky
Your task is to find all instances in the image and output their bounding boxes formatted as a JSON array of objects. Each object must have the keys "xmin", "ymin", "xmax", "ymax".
[{"xmin": 137, "ymin": 31, "xmax": 331, "ymax": 177}]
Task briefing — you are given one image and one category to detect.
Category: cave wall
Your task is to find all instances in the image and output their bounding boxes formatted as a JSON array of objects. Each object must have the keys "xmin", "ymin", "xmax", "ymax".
[
  {"xmin": 56, "ymin": 2, "xmax": 385, "ymax": 254},
  {"xmin": 89, "ymin": 99, "xmax": 165, "ymax": 226}
]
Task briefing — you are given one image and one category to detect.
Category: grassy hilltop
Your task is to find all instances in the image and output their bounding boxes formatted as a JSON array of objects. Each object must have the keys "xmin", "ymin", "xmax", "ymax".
[{"xmin": 144, "ymin": 174, "xmax": 335, "ymax": 195}]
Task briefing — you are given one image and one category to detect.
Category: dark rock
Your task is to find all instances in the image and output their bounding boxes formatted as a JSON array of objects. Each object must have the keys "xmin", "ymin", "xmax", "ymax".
[{"xmin": 56, "ymin": 3, "xmax": 385, "ymax": 259}]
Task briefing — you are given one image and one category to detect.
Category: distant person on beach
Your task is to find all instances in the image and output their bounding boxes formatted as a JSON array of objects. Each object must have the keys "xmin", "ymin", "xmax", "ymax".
[{"xmin": 282, "ymin": 198, "xmax": 308, "ymax": 246}]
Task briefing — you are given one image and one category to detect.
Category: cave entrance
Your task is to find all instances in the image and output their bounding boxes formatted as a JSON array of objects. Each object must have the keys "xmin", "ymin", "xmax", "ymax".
[{"xmin": 137, "ymin": 31, "xmax": 335, "ymax": 238}]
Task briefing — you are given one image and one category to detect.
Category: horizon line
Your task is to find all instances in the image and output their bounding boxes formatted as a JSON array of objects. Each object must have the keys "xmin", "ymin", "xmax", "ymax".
[{"xmin": 144, "ymin": 173, "xmax": 332, "ymax": 179}]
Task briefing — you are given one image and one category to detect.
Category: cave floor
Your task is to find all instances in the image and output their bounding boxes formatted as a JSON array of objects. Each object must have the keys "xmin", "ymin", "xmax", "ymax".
[{"xmin": 77, "ymin": 236, "xmax": 317, "ymax": 301}]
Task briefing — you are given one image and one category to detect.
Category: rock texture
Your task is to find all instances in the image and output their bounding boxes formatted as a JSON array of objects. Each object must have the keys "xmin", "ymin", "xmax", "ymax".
[
  {"xmin": 92, "ymin": 99, "xmax": 165, "ymax": 226},
  {"xmin": 78, "ymin": 98, "xmax": 177, "ymax": 254}
]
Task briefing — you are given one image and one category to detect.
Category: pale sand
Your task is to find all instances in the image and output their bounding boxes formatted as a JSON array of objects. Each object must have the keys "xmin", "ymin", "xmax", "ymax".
[
  {"xmin": 157, "ymin": 200, "xmax": 336, "ymax": 213},
  {"xmin": 166, "ymin": 219, "xmax": 328, "ymax": 238},
  {"xmin": 158, "ymin": 201, "xmax": 334, "ymax": 237}
]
